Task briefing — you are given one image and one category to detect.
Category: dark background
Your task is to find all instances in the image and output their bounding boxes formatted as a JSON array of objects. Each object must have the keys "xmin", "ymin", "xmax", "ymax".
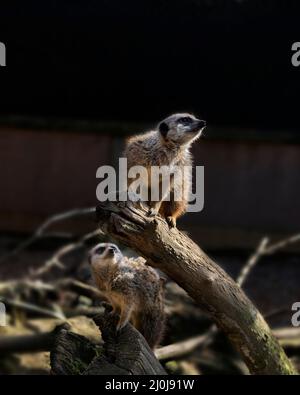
[
  {"xmin": 0, "ymin": 0, "xmax": 300, "ymax": 130},
  {"xmin": 0, "ymin": 2, "xmax": 300, "ymax": 375},
  {"xmin": 1, "ymin": 1, "xmax": 300, "ymax": 239}
]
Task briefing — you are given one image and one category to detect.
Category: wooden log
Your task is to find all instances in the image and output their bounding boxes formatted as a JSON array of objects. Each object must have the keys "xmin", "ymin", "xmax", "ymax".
[
  {"xmin": 96, "ymin": 200, "xmax": 297, "ymax": 375},
  {"xmin": 50, "ymin": 306, "xmax": 166, "ymax": 375}
]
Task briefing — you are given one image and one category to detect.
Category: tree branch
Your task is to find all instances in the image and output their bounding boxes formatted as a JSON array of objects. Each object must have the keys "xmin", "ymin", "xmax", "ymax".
[
  {"xmin": 236, "ymin": 237, "xmax": 269, "ymax": 287},
  {"xmin": 0, "ymin": 207, "xmax": 96, "ymax": 265},
  {"xmin": 96, "ymin": 200, "xmax": 297, "ymax": 375}
]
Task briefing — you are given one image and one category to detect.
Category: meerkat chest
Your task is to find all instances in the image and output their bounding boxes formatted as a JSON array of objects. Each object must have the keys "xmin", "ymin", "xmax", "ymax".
[
  {"xmin": 146, "ymin": 158, "xmax": 184, "ymax": 181},
  {"xmin": 92, "ymin": 265, "xmax": 116, "ymax": 292},
  {"xmin": 93, "ymin": 275, "xmax": 109, "ymax": 293}
]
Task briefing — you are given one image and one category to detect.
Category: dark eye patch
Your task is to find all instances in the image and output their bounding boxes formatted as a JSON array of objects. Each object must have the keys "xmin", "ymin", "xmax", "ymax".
[
  {"xmin": 95, "ymin": 246, "xmax": 106, "ymax": 255},
  {"xmin": 179, "ymin": 117, "xmax": 193, "ymax": 124}
]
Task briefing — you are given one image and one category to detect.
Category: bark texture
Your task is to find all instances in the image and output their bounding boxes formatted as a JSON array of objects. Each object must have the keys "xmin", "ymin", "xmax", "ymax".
[
  {"xmin": 50, "ymin": 306, "xmax": 166, "ymax": 375},
  {"xmin": 96, "ymin": 200, "xmax": 297, "ymax": 375}
]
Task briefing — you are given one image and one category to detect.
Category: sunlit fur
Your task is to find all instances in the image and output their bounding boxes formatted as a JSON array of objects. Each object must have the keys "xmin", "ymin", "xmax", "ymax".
[
  {"xmin": 124, "ymin": 113, "xmax": 206, "ymax": 227},
  {"xmin": 89, "ymin": 243, "xmax": 165, "ymax": 349}
]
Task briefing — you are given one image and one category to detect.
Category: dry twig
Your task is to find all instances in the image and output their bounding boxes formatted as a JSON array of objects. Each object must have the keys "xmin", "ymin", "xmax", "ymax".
[
  {"xmin": 28, "ymin": 229, "xmax": 101, "ymax": 279},
  {"xmin": 0, "ymin": 207, "xmax": 96, "ymax": 265}
]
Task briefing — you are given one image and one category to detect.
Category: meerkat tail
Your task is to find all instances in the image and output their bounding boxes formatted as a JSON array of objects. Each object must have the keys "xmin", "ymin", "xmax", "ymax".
[{"xmin": 136, "ymin": 305, "xmax": 165, "ymax": 349}]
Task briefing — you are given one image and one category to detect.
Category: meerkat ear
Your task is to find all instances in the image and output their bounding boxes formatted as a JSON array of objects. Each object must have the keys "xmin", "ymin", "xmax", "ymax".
[{"xmin": 158, "ymin": 122, "xmax": 169, "ymax": 138}]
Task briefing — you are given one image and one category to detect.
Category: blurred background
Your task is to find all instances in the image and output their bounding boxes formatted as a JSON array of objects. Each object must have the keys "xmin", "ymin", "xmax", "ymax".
[{"xmin": 0, "ymin": 0, "xmax": 300, "ymax": 375}]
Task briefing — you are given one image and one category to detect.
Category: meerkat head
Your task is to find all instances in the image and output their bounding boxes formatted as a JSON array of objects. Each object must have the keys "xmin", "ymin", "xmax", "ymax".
[
  {"xmin": 88, "ymin": 243, "xmax": 123, "ymax": 268},
  {"xmin": 158, "ymin": 113, "xmax": 206, "ymax": 146}
]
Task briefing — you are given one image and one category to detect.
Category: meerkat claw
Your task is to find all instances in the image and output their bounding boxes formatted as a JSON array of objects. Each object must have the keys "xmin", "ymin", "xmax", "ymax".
[
  {"xmin": 148, "ymin": 207, "xmax": 159, "ymax": 217},
  {"xmin": 166, "ymin": 216, "xmax": 176, "ymax": 228},
  {"xmin": 124, "ymin": 113, "xmax": 206, "ymax": 227}
]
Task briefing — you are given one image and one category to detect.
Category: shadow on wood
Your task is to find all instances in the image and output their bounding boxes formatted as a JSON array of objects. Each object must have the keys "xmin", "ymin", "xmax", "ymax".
[{"xmin": 50, "ymin": 304, "xmax": 166, "ymax": 375}]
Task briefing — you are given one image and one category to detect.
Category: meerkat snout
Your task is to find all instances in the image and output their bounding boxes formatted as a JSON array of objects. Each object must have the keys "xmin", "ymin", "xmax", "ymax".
[
  {"xmin": 124, "ymin": 112, "xmax": 206, "ymax": 228},
  {"xmin": 193, "ymin": 119, "xmax": 206, "ymax": 130},
  {"xmin": 88, "ymin": 241, "xmax": 165, "ymax": 349},
  {"xmin": 158, "ymin": 113, "xmax": 206, "ymax": 145},
  {"xmin": 88, "ymin": 243, "xmax": 121, "ymax": 265}
]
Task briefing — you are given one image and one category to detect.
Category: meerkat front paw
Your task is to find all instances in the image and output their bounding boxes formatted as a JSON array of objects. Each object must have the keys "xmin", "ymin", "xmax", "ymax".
[
  {"xmin": 127, "ymin": 190, "xmax": 142, "ymax": 203},
  {"xmin": 166, "ymin": 216, "xmax": 176, "ymax": 228},
  {"xmin": 148, "ymin": 207, "xmax": 159, "ymax": 217}
]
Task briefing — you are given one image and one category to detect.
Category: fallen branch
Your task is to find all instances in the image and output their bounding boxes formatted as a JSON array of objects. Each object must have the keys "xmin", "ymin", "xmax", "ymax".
[
  {"xmin": 236, "ymin": 233, "xmax": 300, "ymax": 284},
  {"xmin": 0, "ymin": 278, "xmax": 102, "ymax": 323},
  {"xmin": 155, "ymin": 334, "xmax": 207, "ymax": 362},
  {"xmin": 28, "ymin": 229, "xmax": 101, "ymax": 279},
  {"xmin": 0, "ymin": 207, "xmax": 96, "ymax": 264},
  {"xmin": 155, "ymin": 327, "xmax": 300, "ymax": 365},
  {"xmin": 236, "ymin": 237, "xmax": 269, "ymax": 287},
  {"xmin": 2, "ymin": 321, "xmax": 298, "ymax": 359},
  {"xmin": 54, "ymin": 278, "xmax": 102, "ymax": 299},
  {"xmin": 264, "ymin": 234, "xmax": 300, "ymax": 254},
  {"xmin": 273, "ymin": 327, "xmax": 300, "ymax": 340},
  {"xmin": 0, "ymin": 298, "xmax": 66, "ymax": 320},
  {"xmin": 0, "ymin": 325, "xmax": 66, "ymax": 356},
  {"xmin": 96, "ymin": 200, "xmax": 297, "ymax": 375}
]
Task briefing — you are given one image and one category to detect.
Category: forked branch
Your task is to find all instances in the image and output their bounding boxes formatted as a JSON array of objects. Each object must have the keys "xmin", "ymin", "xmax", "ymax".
[{"xmin": 96, "ymin": 200, "xmax": 297, "ymax": 375}]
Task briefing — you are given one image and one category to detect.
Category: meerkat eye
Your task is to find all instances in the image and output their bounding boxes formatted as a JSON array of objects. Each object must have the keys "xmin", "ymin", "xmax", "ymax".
[
  {"xmin": 95, "ymin": 246, "xmax": 106, "ymax": 255},
  {"xmin": 179, "ymin": 117, "xmax": 193, "ymax": 124}
]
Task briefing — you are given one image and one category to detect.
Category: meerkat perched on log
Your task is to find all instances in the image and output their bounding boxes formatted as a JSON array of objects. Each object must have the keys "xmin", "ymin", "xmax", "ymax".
[
  {"xmin": 88, "ymin": 242, "xmax": 165, "ymax": 349},
  {"xmin": 124, "ymin": 113, "xmax": 206, "ymax": 227}
]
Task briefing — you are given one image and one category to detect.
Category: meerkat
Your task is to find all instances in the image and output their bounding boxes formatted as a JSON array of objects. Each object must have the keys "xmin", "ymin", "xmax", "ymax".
[
  {"xmin": 124, "ymin": 113, "xmax": 206, "ymax": 227},
  {"xmin": 88, "ymin": 242, "xmax": 165, "ymax": 349}
]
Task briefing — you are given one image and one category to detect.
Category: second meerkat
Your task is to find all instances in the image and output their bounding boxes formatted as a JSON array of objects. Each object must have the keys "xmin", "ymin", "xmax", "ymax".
[
  {"xmin": 124, "ymin": 113, "xmax": 206, "ymax": 227},
  {"xmin": 89, "ymin": 243, "xmax": 165, "ymax": 349}
]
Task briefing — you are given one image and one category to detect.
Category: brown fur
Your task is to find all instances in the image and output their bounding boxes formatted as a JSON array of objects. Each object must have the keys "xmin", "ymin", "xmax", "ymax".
[
  {"xmin": 123, "ymin": 113, "xmax": 205, "ymax": 227},
  {"xmin": 89, "ymin": 243, "xmax": 165, "ymax": 349}
]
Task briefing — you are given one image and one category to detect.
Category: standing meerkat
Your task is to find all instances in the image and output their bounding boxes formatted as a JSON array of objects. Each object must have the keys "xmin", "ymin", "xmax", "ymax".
[
  {"xmin": 124, "ymin": 113, "xmax": 206, "ymax": 227},
  {"xmin": 88, "ymin": 242, "xmax": 165, "ymax": 349}
]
